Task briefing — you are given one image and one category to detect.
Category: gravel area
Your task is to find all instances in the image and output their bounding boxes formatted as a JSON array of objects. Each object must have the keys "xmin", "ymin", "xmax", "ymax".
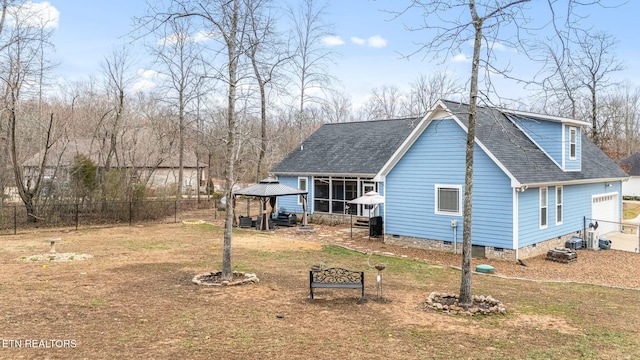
[{"xmin": 278, "ymin": 225, "xmax": 640, "ymax": 290}]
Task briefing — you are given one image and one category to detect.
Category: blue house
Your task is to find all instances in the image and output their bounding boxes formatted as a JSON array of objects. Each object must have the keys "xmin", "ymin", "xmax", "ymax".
[{"xmin": 271, "ymin": 100, "xmax": 628, "ymax": 260}]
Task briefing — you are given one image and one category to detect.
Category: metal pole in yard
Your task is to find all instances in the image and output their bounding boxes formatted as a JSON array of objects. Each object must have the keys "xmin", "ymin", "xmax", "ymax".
[
  {"xmin": 75, "ymin": 203, "xmax": 79, "ymax": 230},
  {"xmin": 129, "ymin": 201, "xmax": 132, "ymax": 226},
  {"xmin": 13, "ymin": 205, "xmax": 17, "ymax": 235},
  {"xmin": 174, "ymin": 200, "xmax": 177, "ymax": 223}
]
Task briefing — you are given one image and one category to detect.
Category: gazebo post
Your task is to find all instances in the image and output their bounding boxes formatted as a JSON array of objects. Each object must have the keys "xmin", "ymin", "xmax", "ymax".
[
  {"xmin": 263, "ymin": 198, "xmax": 269, "ymax": 230},
  {"xmin": 302, "ymin": 194, "xmax": 308, "ymax": 226}
]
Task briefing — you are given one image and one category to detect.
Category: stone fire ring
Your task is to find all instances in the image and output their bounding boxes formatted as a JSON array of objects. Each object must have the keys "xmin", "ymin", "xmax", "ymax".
[{"xmin": 192, "ymin": 271, "xmax": 259, "ymax": 286}]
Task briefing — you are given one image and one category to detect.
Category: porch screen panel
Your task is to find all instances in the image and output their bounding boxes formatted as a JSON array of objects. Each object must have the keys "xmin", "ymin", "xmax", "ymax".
[
  {"xmin": 314, "ymin": 178, "xmax": 329, "ymax": 213},
  {"xmin": 332, "ymin": 180, "xmax": 345, "ymax": 213}
]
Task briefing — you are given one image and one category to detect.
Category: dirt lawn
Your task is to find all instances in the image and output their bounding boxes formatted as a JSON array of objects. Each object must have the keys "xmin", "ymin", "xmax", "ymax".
[{"xmin": 1, "ymin": 220, "xmax": 639, "ymax": 359}]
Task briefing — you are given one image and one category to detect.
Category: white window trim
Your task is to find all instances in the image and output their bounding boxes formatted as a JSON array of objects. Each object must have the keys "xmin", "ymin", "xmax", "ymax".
[
  {"xmin": 435, "ymin": 184, "xmax": 462, "ymax": 216},
  {"xmin": 297, "ymin": 176, "xmax": 307, "ymax": 205},
  {"xmin": 540, "ymin": 187, "xmax": 548, "ymax": 229},
  {"xmin": 569, "ymin": 127, "xmax": 577, "ymax": 160},
  {"xmin": 556, "ymin": 186, "xmax": 563, "ymax": 225}
]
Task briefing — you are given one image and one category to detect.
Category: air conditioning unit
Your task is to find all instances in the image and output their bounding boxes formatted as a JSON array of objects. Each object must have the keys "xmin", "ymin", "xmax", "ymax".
[{"xmin": 587, "ymin": 230, "xmax": 599, "ymax": 250}]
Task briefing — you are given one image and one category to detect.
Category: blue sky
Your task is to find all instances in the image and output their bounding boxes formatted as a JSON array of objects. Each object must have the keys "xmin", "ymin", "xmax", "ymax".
[{"xmin": 34, "ymin": 1, "xmax": 640, "ymax": 108}]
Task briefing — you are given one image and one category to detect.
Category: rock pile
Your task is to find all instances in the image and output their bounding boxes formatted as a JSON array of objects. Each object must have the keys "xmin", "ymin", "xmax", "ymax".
[
  {"xmin": 192, "ymin": 271, "xmax": 259, "ymax": 286},
  {"xmin": 545, "ymin": 248, "xmax": 578, "ymax": 264},
  {"xmin": 423, "ymin": 291, "xmax": 507, "ymax": 316}
]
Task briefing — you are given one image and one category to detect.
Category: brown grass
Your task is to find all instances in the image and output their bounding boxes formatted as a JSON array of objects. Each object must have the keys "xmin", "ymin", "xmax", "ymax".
[
  {"xmin": 624, "ymin": 201, "xmax": 640, "ymax": 220},
  {"xmin": 0, "ymin": 221, "xmax": 639, "ymax": 359}
]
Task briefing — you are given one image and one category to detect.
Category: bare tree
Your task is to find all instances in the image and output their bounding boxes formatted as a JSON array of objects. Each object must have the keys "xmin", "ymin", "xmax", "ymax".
[
  {"xmin": 597, "ymin": 83, "xmax": 640, "ymax": 158},
  {"xmin": 99, "ymin": 47, "xmax": 135, "ymax": 181},
  {"xmin": 245, "ymin": 0, "xmax": 290, "ymax": 181},
  {"xmin": 321, "ymin": 89, "xmax": 352, "ymax": 123},
  {"xmin": 364, "ymin": 84, "xmax": 407, "ymax": 120},
  {"xmin": 1, "ymin": 0, "xmax": 59, "ymax": 221},
  {"xmin": 572, "ymin": 30, "xmax": 624, "ymax": 147},
  {"xmin": 287, "ymin": 0, "xmax": 334, "ymax": 138},
  {"xmin": 142, "ymin": 0, "xmax": 249, "ymax": 281},
  {"xmin": 407, "ymin": 72, "xmax": 464, "ymax": 116},
  {"xmin": 149, "ymin": 16, "xmax": 204, "ymax": 197}
]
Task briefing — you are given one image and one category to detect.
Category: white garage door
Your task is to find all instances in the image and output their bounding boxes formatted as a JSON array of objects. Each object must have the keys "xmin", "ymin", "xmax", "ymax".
[{"xmin": 592, "ymin": 193, "xmax": 619, "ymax": 235}]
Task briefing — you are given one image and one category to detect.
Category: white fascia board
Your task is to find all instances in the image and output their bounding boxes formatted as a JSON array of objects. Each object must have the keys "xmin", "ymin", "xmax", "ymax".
[
  {"xmin": 500, "ymin": 109, "xmax": 590, "ymax": 127},
  {"xmin": 522, "ymin": 177, "xmax": 629, "ymax": 188}
]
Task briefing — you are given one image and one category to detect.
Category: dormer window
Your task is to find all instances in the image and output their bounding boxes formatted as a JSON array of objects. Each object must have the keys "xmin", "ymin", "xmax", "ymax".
[{"xmin": 569, "ymin": 127, "xmax": 577, "ymax": 159}]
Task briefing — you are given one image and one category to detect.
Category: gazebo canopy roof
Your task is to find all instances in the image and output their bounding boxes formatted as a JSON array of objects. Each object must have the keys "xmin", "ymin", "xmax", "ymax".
[{"xmin": 233, "ymin": 178, "xmax": 307, "ymax": 198}]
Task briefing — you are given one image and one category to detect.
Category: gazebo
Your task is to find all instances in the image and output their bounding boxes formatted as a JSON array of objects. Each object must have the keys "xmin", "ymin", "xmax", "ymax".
[{"xmin": 233, "ymin": 178, "xmax": 308, "ymax": 230}]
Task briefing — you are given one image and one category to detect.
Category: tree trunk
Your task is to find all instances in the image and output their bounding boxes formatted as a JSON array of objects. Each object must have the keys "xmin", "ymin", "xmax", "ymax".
[
  {"xmin": 222, "ymin": 0, "xmax": 239, "ymax": 281},
  {"xmin": 459, "ymin": 2, "xmax": 483, "ymax": 307}
]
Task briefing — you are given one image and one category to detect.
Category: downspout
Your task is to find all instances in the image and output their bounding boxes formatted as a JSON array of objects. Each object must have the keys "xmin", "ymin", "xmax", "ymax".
[{"xmin": 514, "ymin": 187, "xmax": 520, "ymax": 261}]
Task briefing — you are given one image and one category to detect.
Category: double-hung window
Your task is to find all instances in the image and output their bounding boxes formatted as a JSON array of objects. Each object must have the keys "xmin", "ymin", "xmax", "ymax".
[
  {"xmin": 556, "ymin": 186, "xmax": 563, "ymax": 225},
  {"xmin": 540, "ymin": 187, "xmax": 548, "ymax": 228},
  {"xmin": 435, "ymin": 185, "xmax": 461, "ymax": 216},
  {"xmin": 569, "ymin": 127, "xmax": 577, "ymax": 159}
]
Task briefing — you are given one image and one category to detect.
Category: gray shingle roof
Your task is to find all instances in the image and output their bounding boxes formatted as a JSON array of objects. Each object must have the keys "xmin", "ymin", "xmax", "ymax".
[
  {"xmin": 271, "ymin": 117, "xmax": 421, "ymax": 176},
  {"xmin": 234, "ymin": 178, "xmax": 308, "ymax": 197},
  {"xmin": 271, "ymin": 100, "xmax": 626, "ymax": 184},
  {"xmin": 619, "ymin": 152, "xmax": 640, "ymax": 176},
  {"xmin": 441, "ymin": 100, "xmax": 628, "ymax": 184}
]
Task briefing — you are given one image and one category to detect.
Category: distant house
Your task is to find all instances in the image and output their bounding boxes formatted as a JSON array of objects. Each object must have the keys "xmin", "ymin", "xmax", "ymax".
[
  {"xmin": 22, "ymin": 138, "xmax": 206, "ymax": 195},
  {"xmin": 619, "ymin": 152, "xmax": 640, "ymax": 197},
  {"xmin": 271, "ymin": 100, "xmax": 628, "ymax": 260}
]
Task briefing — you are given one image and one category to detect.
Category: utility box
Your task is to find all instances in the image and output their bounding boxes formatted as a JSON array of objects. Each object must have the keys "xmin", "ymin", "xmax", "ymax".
[
  {"xmin": 587, "ymin": 231, "xmax": 599, "ymax": 250},
  {"xmin": 598, "ymin": 237, "xmax": 612, "ymax": 250},
  {"xmin": 565, "ymin": 237, "xmax": 583, "ymax": 250}
]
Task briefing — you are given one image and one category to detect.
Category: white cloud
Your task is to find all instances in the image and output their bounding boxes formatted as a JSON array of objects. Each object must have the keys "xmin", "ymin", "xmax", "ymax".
[
  {"xmin": 132, "ymin": 69, "xmax": 160, "ymax": 92},
  {"xmin": 321, "ymin": 35, "xmax": 345, "ymax": 46},
  {"xmin": 193, "ymin": 30, "xmax": 217, "ymax": 43},
  {"xmin": 138, "ymin": 68, "xmax": 159, "ymax": 78},
  {"xmin": 132, "ymin": 79, "xmax": 157, "ymax": 93},
  {"xmin": 452, "ymin": 53, "xmax": 470, "ymax": 63},
  {"xmin": 8, "ymin": 1, "xmax": 59, "ymax": 29},
  {"xmin": 367, "ymin": 35, "xmax": 387, "ymax": 48},
  {"xmin": 350, "ymin": 36, "xmax": 365, "ymax": 45}
]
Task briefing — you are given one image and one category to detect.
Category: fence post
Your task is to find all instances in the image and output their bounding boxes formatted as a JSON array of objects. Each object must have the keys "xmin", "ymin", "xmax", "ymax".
[
  {"xmin": 174, "ymin": 200, "xmax": 177, "ymax": 223},
  {"xmin": 13, "ymin": 205, "xmax": 17, "ymax": 235},
  {"xmin": 129, "ymin": 201, "xmax": 132, "ymax": 226},
  {"xmin": 75, "ymin": 203, "xmax": 79, "ymax": 231}
]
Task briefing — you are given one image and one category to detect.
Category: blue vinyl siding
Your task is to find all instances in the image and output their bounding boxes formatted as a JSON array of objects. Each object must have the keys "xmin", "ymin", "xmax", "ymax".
[
  {"xmin": 275, "ymin": 176, "xmax": 309, "ymax": 213},
  {"xmin": 385, "ymin": 119, "xmax": 513, "ymax": 249},
  {"xmin": 517, "ymin": 182, "xmax": 620, "ymax": 247},
  {"xmin": 564, "ymin": 126, "xmax": 581, "ymax": 171},
  {"xmin": 512, "ymin": 117, "xmax": 563, "ymax": 165}
]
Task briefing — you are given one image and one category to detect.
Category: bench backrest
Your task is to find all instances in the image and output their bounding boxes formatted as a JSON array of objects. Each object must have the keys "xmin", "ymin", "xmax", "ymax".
[{"xmin": 310, "ymin": 267, "xmax": 363, "ymax": 284}]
